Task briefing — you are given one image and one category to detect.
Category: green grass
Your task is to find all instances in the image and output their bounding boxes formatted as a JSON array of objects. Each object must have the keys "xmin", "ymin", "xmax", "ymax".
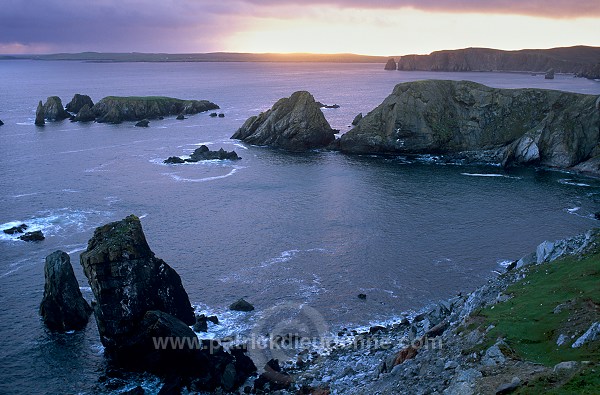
[
  {"xmin": 516, "ymin": 365, "xmax": 600, "ymax": 394},
  {"xmin": 478, "ymin": 247, "xmax": 600, "ymax": 367}
]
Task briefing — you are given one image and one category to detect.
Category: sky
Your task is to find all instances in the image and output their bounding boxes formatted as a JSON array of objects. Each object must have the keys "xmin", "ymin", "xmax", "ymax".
[{"xmin": 1, "ymin": 0, "xmax": 599, "ymax": 55}]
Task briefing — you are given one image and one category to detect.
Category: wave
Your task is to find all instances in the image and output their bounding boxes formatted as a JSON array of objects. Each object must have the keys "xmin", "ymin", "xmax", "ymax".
[
  {"xmin": 558, "ymin": 178, "xmax": 591, "ymax": 187},
  {"xmin": 164, "ymin": 166, "xmax": 241, "ymax": 183},
  {"xmin": 0, "ymin": 208, "xmax": 113, "ymax": 243}
]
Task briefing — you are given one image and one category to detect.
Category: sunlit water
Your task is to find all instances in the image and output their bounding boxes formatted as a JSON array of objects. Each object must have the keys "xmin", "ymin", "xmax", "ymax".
[{"xmin": 0, "ymin": 61, "xmax": 599, "ymax": 394}]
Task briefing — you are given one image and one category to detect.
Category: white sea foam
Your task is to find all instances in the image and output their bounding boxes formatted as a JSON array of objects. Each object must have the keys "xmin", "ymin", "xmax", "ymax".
[
  {"xmin": 232, "ymin": 143, "xmax": 249, "ymax": 150},
  {"xmin": 164, "ymin": 167, "xmax": 241, "ymax": 183},
  {"xmin": 12, "ymin": 192, "xmax": 40, "ymax": 198},
  {"xmin": 566, "ymin": 207, "xmax": 581, "ymax": 213},
  {"xmin": 0, "ymin": 208, "xmax": 112, "ymax": 243},
  {"xmin": 558, "ymin": 178, "xmax": 591, "ymax": 187}
]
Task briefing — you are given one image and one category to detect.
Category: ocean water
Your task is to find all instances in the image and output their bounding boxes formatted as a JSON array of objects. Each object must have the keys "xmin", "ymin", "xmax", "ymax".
[{"xmin": 0, "ymin": 61, "xmax": 599, "ymax": 394}]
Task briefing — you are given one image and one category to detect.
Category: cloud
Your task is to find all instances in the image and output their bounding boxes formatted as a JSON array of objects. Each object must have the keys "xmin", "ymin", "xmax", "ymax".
[{"xmin": 240, "ymin": 0, "xmax": 600, "ymax": 18}]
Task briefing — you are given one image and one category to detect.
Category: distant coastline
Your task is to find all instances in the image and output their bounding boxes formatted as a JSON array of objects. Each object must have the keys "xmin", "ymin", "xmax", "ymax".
[{"xmin": 0, "ymin": 52, "xmax": 387, "ymax": 63}]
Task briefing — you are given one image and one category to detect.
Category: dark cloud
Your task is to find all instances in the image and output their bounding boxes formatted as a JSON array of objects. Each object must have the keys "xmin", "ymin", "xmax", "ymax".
[{"xmin": 0, "ymin": 0, "xmax": 247, "ymax": 53}]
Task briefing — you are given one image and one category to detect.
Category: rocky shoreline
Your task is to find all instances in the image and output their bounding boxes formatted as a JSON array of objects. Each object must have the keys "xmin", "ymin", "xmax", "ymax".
[{"xmin": 247, "ymin": 229, "xmax": 600, "ymax": 395}]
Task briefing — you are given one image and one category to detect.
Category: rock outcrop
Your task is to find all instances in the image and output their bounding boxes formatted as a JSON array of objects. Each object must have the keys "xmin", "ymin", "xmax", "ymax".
[
  {"xmin": 229, "ymin": 298, "xmax": 254, "ymax": 312},
  {"xmin": 66, "ymin": 94, "xmax": 94, "ymax": 114},
  {"xmin": 93, "ymin": 96, "xmax": 219, "ymax": 124},
  {"xmin": 39, "ymin": 250, "xmax": 92, "ymax": 331},
  {"xmin": 3, "ymin": 223, "xmax": 28, "ymax": 234},
  {"xmin": 231, "ymin": 91, "xmax": 336, "ymax": 152},
  {"xmin": 134, "ymin": 119, "xmax": 149, "ymax": 127},
  {"xmin": 42, "ymin": 96, "xmax": 70, "ymax": 121},
  {"xmin": 545, "ymin": 68, "xmax": 555, "ymax": 79},
  {"xmin": 35, "ymin": 101, "xmax": 45, "ymax": 126},
  {"xmin": 384, "ymin": 58, "xmax": 397, "ymax": 70},
  {"xmin": 80, "ymin": 214, "xmax": 195, "ymax": 349},
  {"xmin": 164, "ymin": 145, "xmax": 241, "ymax": 164},
  {"xmin": 395, "ymin": 46, "xmax": 600, "ymax": 78},
  {"xmin": 0, "ymin": 119, "xmax": 4, "ymax": 126},
  {"xmin": 339, "ymin": 80, "xmax": 600, "ymax": 174}
]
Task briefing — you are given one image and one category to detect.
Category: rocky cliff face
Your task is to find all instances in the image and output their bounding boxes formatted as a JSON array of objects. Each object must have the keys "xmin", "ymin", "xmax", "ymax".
[
  {"xmin": 66, "ymin": 94, "xmax": 94, "ymax": 113},
  {"xmin": 384, "ymin": 58, "xmax": 397, "ymax": 70},
  {"xmin": 39, "ymin": 250, "xmax": 92, "ymax": 331},
  {"xmin": 93, "ymin": 96, "xmax": 219, "ymax": 124},
  {"xmin": 80, "ymin": 214, "xmax": 195, "ymax": 348},
  {"xmin": 396, "ymin": 46, "xmax": 600, "ymax": 77},
  {"xmin": 339, "ymin": 80, "xmax": 600, "ymax": 173},
  {"xmin": 231, "ymin": 91, "xmax": 336, "ymax": 151}
]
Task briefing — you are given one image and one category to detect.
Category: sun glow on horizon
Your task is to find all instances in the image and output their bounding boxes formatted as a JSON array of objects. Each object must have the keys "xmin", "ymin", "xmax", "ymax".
[{"xmin": 222, "ymin": 7, "xmax": 600, "ymax": 56}]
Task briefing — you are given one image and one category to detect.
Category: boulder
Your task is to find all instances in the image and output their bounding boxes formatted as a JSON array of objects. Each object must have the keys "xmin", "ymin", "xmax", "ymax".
[
  {"xmin": 93, "ymin": 96, "xmax": 219, "ymax": 124},
  {"xmin": 218, "ymin": 113, "xmax": 225, "ymax": 118},
  {"xmin": 358, "ymin": 293, "xmax": 367, "ymax": 300},
  {"xmin": 0, "ymin": 119, "xmax": 4, "ymax": 126},
  {"xmin": 135, "ymin": 119, "xmax": 150, "ymax": 127},
  {"xmin": 210, "ymin": 112, "xmax": 218, "ymax": 117},
  {"xmin": 35, "ymin": 101, "xmax": 45, "ymax": 126},
  {"xmin": 43, "ymin": 96, "xmax": 70, "ymax": 121},
  {"xmin": 254, "ymin": 359, "xmax": 293, "ymax": 392},
  {"xmin": 351, "ymin": 113, "xmax": 363, "ymax": 126},
  {"xmin": 231, "ymin": 91, "xmax": 336, "ymax": 152},
  {"xmin": 66, "ymin": 94, "xmax": 94, "ymax": 113},
  {"xmin": 339, "ymin": 80, "xmax": 600, "ymax": 174},
  {"xmin": 74, "ymin": 104, "xmax": 96, "ymax": 122},
  {"xmin": 39, "ymin": 250, "xmax": 92, "ymax": 331},
  {"xmin": 19, "ymin": 230, "xmax": 44, "ymax": 241},
  {"xmin": 176, "ymin": 114, "xmax": 185, "ymax": 120},
  {"xmin": 80, "ymin": 214, "xmax": 195, "ymax": 350},
  {"xmin": 229, "ymin": 298, "xmax": 254, "ymax": 312},
  {"xmin": 384, "ymin": 58, "xmax": 397, "ymax": 70},
  {"xmin": 3, "ymin": 223, "xmax": 28, "ymax": 234},
  {"xmin": 495, "ymin": 377, "xmax": 521, "ymax": 394},
  {"xmin": 545, "ymin": 68, "xmax": 555, "ymax": 79}
]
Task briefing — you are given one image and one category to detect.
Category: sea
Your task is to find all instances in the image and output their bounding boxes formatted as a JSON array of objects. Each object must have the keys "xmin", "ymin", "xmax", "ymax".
[{"xmin": 0, "ymin": 60, "xmax": 599, "ymax": 394}]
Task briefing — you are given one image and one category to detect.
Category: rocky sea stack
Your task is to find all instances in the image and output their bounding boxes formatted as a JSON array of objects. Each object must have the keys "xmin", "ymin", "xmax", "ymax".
[
  {"xmin": 79, "ymin": 215, "xmax": 255, "ymax": 391},
  {"xmin": 39, "ymin": 251, "xmax": 92, "ymax": 332},
  {"xmin": 80, "ymin": 214, "xmax": 195, "ymax": 349},
  {"xmin": 35, "ymin": 101, "xmax": 45, "ymax": 126},
  {"xmin": 384, "ymin": 58, "xmax": 397, "ymax": 70},
  {"xmin": 42, "ymin": 96, "xmax": 70, "ymax": 121},
  {"xmin": 65, "ymin": 94, "xmax": 94, "ymax": 114},
  {"xmin": 231, "ymin": 91, "xmax": 336, "ymax": 152},
  {"xmin": 93, "ymin": 96, "xmax": 219, "ymax": 124},
  {"xmin": 340, "ymin": 80, "xmax": 600, "ymax": 175}
]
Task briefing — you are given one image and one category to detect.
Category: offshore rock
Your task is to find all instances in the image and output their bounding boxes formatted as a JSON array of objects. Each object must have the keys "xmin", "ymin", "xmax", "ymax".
[
  {"xmin": 545, "ymin": 68, "xmax": 555, "ymax": 79},
  {"xmin": 0, "ymin": 119, "xmax": 4, "ymax": 126},
  {"xmin": 35, "ymin": 101, "xmax": 45, "ymax": 126},
  {"xmin": 93, "ymin": 96, "xmax": 219, "ymax": 124},
  {"xmin": 229, "ymin": 298, "xmax": 254, "ymax": 312},
  {"xmin": 74, "ymin": 104, "xmax": 96, "ymax": 122},
  {"xmin": 66, "ymin": 94, "xmax": 94, "ymax": 114},
  {"xmin": 3, "ymin": 223, "xmax": 28, "ymax": 234},
  {"xmin": 135, "ymin": 119, "xmax": 150, "ymax": 127},
  {"xmin": 43, "ymin": 96, "xmax": 70, "ymax": 121},
  {"xmin": 188, "ymin": 145, "xmax": 240, "ymax": 161},
  {"xmin": 231, "ymin": 91, "xmax": 336, "ymax": 152},
  {"xmin": 384, "ymin": 58, "xmax": 397, "ymax": 70},
  {"xmin": 340, "ymin": 80, "xmax": 600, "ymax": 174},
  {"xmin": 80, "ymin": 214, "xmax": 195, "ymax": 350},
  {"xmin": 39, "ymin": 250, "xmax": 92, "ymax": 331},
  {"xmin": 19, "ymin": 230, "xmax": 45, "ymax": 241}
]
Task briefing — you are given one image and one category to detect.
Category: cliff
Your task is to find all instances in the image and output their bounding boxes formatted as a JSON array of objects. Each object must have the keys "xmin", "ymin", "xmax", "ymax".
[
  {"xmin": 396, "ymin": 46, "xmax": 600, "ymax": 78},
  {"xmin": 339, "ymin": 80, "xmax": 600, "ymax": 174},
  {"xmin": 93, "ymin": 96, "xmax": 219, "ymax": 123}
]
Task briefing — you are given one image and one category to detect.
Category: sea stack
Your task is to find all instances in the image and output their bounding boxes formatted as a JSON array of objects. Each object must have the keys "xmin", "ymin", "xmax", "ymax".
[
  {"xmin": 39, "ymin": 251, "xmax": 92, "ymax": 332},
  {"xmin": 35, "ymin": 101, "xmax": 45, "ymax": 126},
  {"xmin": 65, "ymin": 94, "xmax": 94, "ymax": 114},
  {"xmin": 384, "ymin": 58, "xmax": 397, "ymax": 70},
  {"xmin": 80, "ymin": 214, "xmax": 195, "ymax": 350},
  {"xmin": 231, "ymin": 90, "xmax": 336, "ymax": 152},
  {"xmin": 42, "ymin": 96, "xmax": 70, "ymax": 121}
]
